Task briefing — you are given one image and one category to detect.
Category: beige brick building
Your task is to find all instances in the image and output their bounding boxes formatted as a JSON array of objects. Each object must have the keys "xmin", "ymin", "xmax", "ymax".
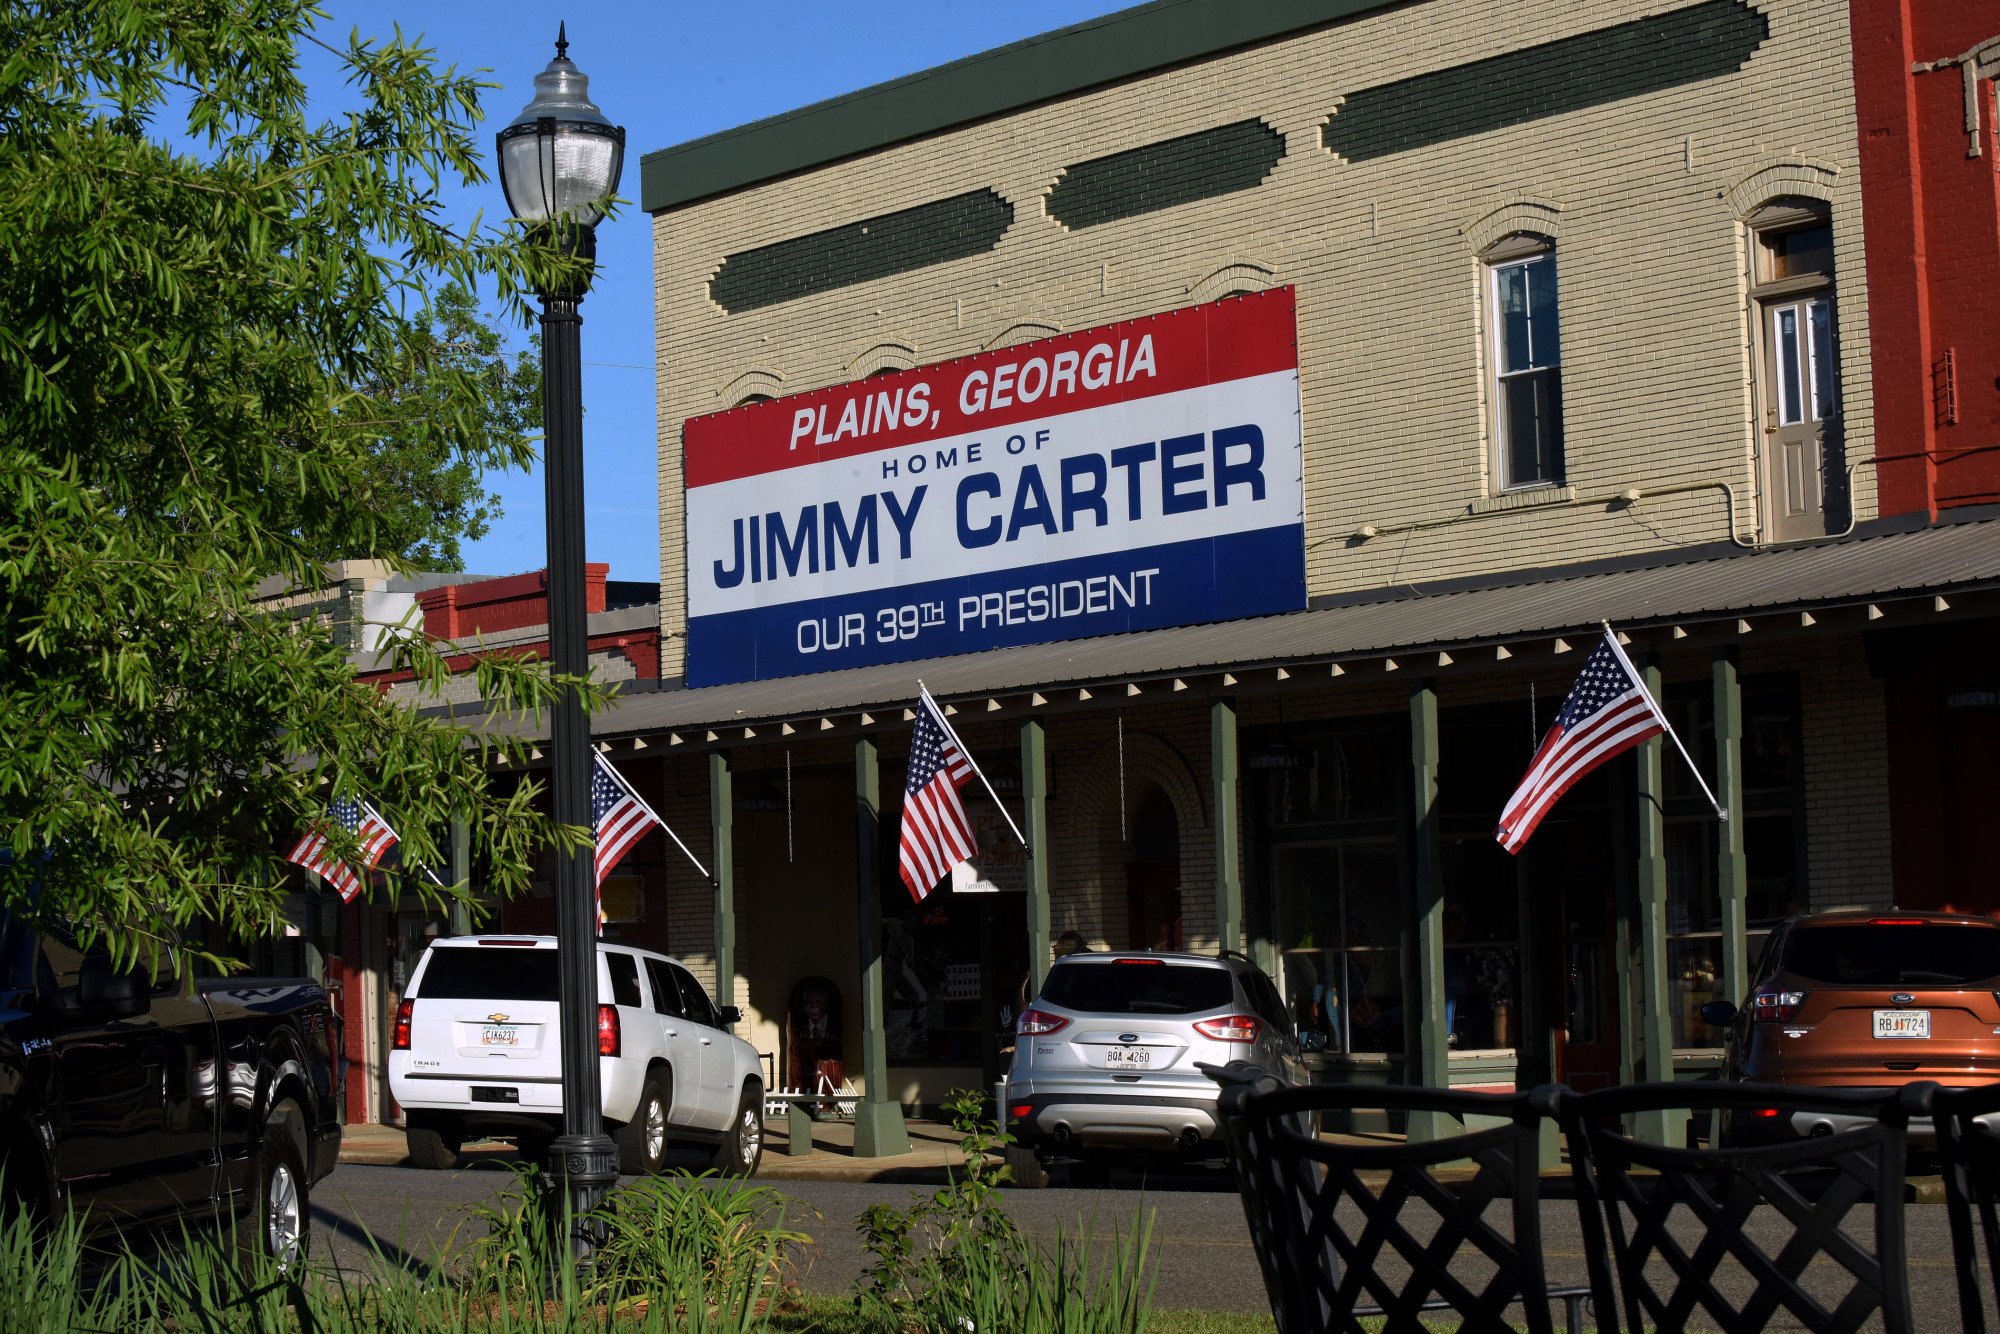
[{"xmin": 473, "ymin": 0, "xmax": 2000, "ymax": 1155}]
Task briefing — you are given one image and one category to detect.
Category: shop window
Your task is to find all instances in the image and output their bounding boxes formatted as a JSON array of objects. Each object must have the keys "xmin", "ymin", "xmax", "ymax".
[
  {"xmin": 1662, "ymin": 673, "xmax": 1807, "ymax": 1047},
  {"xmin": 1252, "ymin": 716, "xmax": 1401, "ymax": 827},
  {"xmin": 1274, "ymin": 842, "xmax": 1403, "ymax": 1054},
  {"xmin": 1441, "ymin": 837, "xmax": 1521, "ymax": 1051},
  {"xmin": 1485, "ymin": 235, "xmax": 1563, "ymax": 490}
]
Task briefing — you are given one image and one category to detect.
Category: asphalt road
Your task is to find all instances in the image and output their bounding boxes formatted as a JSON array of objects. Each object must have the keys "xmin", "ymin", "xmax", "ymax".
[{"xmin": 308, "ymin": 1152, "xmax": 1977, "ymax": 1329}]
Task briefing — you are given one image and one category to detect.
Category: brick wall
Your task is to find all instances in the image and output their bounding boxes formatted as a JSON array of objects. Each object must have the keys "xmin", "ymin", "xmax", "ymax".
[{"xmin": 651, "ymin": 0, "xmax": 1871, "ymax": 681}]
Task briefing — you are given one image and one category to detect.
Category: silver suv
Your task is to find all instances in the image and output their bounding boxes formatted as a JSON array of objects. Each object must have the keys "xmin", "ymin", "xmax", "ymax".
[{"xmin": 1001, "ymin": 950, "xmax": 1312, "ymax": 1186}]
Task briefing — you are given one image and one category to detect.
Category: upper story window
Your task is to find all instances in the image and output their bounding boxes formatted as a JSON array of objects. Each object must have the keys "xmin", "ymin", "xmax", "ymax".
[{"xmin": 1485, "ymin": 235, "xmax": 1563, "ymax": 489}]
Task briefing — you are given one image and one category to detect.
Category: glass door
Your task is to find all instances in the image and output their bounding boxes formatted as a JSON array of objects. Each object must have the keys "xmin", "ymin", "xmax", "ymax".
[{"xmin": 1273, "ymin": 841, "xmax": 1402, "ymax": 1055}]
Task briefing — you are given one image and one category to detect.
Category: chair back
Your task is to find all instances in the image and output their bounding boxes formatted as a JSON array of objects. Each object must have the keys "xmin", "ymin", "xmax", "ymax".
[
  {"xmin": 1559, "ymin": 1081, "xmax": 1925, "ymax": 1334},
  {"xmin": 1207, "ymin": 1065, "xmax": 1558, "ymax": 1334},
  {"xmin": 1931, "ymin": 1081, "xmax": 2000, "ymax": 1333}
]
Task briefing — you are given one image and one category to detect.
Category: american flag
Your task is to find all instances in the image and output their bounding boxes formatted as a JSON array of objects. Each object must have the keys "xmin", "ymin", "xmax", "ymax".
[
  {"xmin": 286, "ymin": 796, "xmax": 399, "ymax": 903},
  {"xmin": 898, "ymin": 692, "xmax": 978, "ymax": 901},
  {"xmin": 1496, "ymin": 630, "xmax": 1668, "ymax": 853},
  {"xmin": 592, "ymin": 753, "xmax": 660, "ymax": 896}
]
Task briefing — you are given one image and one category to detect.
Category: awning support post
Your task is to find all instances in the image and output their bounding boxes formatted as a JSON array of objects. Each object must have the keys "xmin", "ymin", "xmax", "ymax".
[
  {"xmin": 709, "ymin": 748, "xmax": 736, "ymax": 1012},
  {"xmin": 1408, "ymin": 678, "xmax": 1456, "ymax": 1142},
  {"xmin": 1021, "ymin": 716, "xmax": 1052, "ymax": 994},
  {"xmin": 853, "ymin": 736, "xmax": 910, "ymax": 1157},
  {"xmin": 1634, "ymin": 655, "xmax": 1685, "ymax": 1146},
  {"xmin": 1211, "ymin": 697, "xmax": 1242, "ymax": 954}
]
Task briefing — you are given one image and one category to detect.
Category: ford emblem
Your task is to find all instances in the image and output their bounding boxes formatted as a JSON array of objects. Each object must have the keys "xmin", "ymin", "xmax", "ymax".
[
  {"xmin": 1891, "ymin": 993, "xmax": 1915, "ymax": 1005},
  {"xmin": 1119, "ymin": 1033, "xmax": 1139, "ymax": 1044}
]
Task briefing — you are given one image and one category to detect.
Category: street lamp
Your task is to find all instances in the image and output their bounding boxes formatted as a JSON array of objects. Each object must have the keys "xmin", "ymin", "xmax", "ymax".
[{"xmin": 497, "ymin": 24, "xmax": 625, "ymax": 1271}]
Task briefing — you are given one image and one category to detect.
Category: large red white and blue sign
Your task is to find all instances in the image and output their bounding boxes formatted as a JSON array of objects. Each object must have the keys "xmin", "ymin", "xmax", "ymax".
[{"xmin": 682, "ymin": 289, "xmax": 1305, "ymax": 687}]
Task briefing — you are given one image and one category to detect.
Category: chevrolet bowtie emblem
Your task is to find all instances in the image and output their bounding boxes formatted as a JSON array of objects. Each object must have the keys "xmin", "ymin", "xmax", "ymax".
[{"xmin": 489, "ymin": 1013, "xmax": 510, "ymax": 1023}]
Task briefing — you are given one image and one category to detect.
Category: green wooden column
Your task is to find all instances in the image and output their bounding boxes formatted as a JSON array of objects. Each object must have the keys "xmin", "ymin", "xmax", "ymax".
[
  {"xmin": 449, "ymin": 812, "xmax": 472, "ymax": 936},
  {"xmin": 1211, "ymin": 697, "xmax": 1242, "ymax": 954},
  {"xmin": 1021, "ymin": 717, "xmax": 1052, "ymax": 993},
  {"xmin": 1714, "ymin": 647, "xmax": 1750, "ymax": 1006},
  {"xmin": 853, "ymin": 736, "xmax": 911, "ymax": 1157},
  {"xmin": 1634, "ymin": 656, "xmax": 1684, "ymax": 1145},
  {"xmin": 1408, "ymin": 680, "xmax": 1453, "ymax": 1141},
  {"xmin": 709, "ymin": 749, "xmax": 736, "ymax": 1011}
]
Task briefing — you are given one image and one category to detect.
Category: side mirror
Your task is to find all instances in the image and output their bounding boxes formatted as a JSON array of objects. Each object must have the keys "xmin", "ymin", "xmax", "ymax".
[
  {"xmin": 1699, "ymin": 1000, "xmax": 1739, "ymax": 1028},
  {"xmin": 1299, "ymin": 1029, "xmax": 1328, "ymax": 1053},
  {"xmin": 715, "ymin": 1005, "xmax": 743, "ymax": 1026},
  {"xmin": 76, "ymin": 955, "xmax": 149, "ymax": 1019}
]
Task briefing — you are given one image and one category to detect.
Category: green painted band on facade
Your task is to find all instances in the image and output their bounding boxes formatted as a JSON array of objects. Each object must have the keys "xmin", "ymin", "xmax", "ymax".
[
  {"xmin": 1322, "ymin": 0, "xmax": 1769, "ymax": 163},
  {"xmin": 1049, "ymin": 119, "xmax": 1286, "ymax": 231},
  {"xmin": 641, "ymin": 0, "xmax": 1403, "ymax": 213},
  {"xmin": 708, "ymin": 189, "xmax": 1013, "ymax": 315}
]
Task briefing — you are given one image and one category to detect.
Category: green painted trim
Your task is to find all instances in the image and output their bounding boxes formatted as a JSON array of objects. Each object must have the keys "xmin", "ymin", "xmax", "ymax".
[
  {"xmin": 1323, "ymin": 0, "xmax": 1768, "ymax": 163},
  {"xmin": 710, "ymin": 188, "xmax": 1012, "ymax": 314},
  {"xmin": 1048, "ymin": 119, "xmax": 1284, "ymax": 230},
  {"xmin": 1407, "ymin": 679, "xmax": 1453, "ymax": 1142},
  {"xmin": 1210, "ymin": 697, "xmax": 1241, "ymax": 954},
  {"xmin": 709, "ymin": 749, "xmax": 735, "ymax": 1009},
  {"xmin": 1021, "ymin": 717, "xmax": 1052, "ymax": 993},
  {"xmin": 1714, "ymin": 647, "xmax": 1750, "ymax": 1008},
  {"xmin": 641, "ymin": 0, "xmax": 1404, "ymax": 213}
]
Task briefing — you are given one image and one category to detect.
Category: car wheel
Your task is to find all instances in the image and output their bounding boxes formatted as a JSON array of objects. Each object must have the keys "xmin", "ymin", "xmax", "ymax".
[
  {"xmin": 244, "ymin": 1098, "xmax": 310, "ymax": 1270},
  {"xmin": 614, "ymin": 1075, "xmax": 671, "ymax": 1175},
  {"xmin": 711, "ymin": 1086, "xmax": 763, "ymax": 1177},
  {"xmin": 405, "ymin": 1125, "xmax": 459, "ymax": 1171},
  {"xmin": 514, "ymin": 1133, "xmax": 554, "ymax": 1167},
  {"xmin": 1004, "ymin": 1144, "xmax": 1050, "ymax": 1188}
]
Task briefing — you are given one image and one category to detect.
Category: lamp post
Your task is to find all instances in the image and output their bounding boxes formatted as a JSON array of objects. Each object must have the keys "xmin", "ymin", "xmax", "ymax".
[{"xmin": 496, "ymin": 25, "xmax": 625, "ymax": 1271}]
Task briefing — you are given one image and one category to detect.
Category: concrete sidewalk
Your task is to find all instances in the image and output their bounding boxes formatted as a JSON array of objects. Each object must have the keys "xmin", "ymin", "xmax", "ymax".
[{"xmin": 337, "ymin": 1116, "xmax": 977, "ymax": 1182}]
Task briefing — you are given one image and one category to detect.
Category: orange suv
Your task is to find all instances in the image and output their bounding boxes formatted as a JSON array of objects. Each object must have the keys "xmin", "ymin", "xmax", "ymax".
[{"xmin": 1705, "ymin": 910, "xmax": 2000, "ymax": 1140}]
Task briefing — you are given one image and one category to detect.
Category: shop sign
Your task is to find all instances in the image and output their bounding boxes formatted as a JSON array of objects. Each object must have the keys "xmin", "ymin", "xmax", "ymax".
[{"xmin": 683, "ymin": 289, "xmax": 1305, "ymax": 687}]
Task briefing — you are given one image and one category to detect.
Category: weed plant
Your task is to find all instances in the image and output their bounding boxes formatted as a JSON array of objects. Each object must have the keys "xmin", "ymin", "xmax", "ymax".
[{"xmin": 0, "ymin": 1112, "xmax": 1158, "ymax": 1334}]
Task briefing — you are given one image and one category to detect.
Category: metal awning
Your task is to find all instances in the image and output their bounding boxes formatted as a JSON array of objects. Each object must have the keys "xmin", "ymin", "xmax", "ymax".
[{"xmin": 478, "ymin": 515, "xmax": 2000, "ymax": 743}]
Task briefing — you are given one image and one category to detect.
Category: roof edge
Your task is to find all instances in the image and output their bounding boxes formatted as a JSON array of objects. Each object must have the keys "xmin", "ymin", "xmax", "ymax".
[{"xmin": 640, "ymin": 0, "xmax": 1403, "ymax": 213}]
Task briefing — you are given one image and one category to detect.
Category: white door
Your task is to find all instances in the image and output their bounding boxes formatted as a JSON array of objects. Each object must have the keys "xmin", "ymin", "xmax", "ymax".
[
  {"xmin": 642, "ymin": 956, "xmax": 709, "ymax": 1125},
  {"xmin": 669, "ymin": 961, "xmax": 736, "ymax": 1128},
  {"xmin": 1760, "ymin": 294, "xmax": 1836, "ymax": 542}
]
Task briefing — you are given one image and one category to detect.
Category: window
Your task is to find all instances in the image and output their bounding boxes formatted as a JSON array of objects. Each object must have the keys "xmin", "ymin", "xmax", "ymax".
[
  {"xmin": 606, "ymin": 952, "xmax": 642, "ymax": 1009},
  {"xmin": 416, "ymin": 948, "xmax": 560, "ymax": 1002},
  {"xmin": 644, "ymin": 957, "xmax": 684, "ymax": 1017},
  {"xmin": 1661, "ymin": 674, "xmax": 1807, "ymax": 1046},
  {"xmin": 1485, "ymin": 236, "xmax": 1563, "ymax": 488},
  {"xmin": 1784, "ymin": 925, "xmax": 2000, "ymax": 986},
  {"xmin": 670, "ymin": 962, "xmax": 717, "ymax": 1028},
  {"xmin": 1275, "ymin": 842, "xmax": 1404, "ymax": 1053},
  {"xmin": 1038, "ymin": 960, "xmax": 1235, "ymax": 1015}
]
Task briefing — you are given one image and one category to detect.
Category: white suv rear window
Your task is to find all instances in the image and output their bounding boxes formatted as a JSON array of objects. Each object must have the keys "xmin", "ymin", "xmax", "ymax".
[
  {"xmin": 418, "ymin": 949, "xmax": 560, "ymax": 1001},
  {"xmin": 1040, "ymin": 961, "xmax": 1234, "ymax": 1014}
]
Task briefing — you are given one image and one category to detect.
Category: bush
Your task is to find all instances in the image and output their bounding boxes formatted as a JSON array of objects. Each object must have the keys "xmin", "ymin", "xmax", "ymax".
[{"xmin": 853, "ymin": 1089, "xmax": 1158, "ymax": 1334}]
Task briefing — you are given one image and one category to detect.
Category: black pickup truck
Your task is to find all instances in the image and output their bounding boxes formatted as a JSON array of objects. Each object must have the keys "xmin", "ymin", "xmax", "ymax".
[{"xmin": 0, "ymin": 908, "xmax": 343, "ymax": 1261}]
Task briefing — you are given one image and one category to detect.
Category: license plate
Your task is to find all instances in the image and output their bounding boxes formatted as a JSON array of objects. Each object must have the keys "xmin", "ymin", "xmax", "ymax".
[
  {"xmin": 1873, "ymin": 1010, "xmax": 1930, "ymax": 1039},
  {"xmin": 481, "ymin": 1026, "xmax": 521, "ymax": 1046},
  {"xmin": 1104, "ymin": 1046, "xmax": 1151, "ymax": 1069}
]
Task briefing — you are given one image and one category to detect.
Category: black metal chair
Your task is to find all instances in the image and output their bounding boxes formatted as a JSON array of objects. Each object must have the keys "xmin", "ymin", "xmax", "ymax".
[
  {"xmin": 1929, "ymin": 1081, "xmax": 2000, "ymax": 1333},
  {"xmin": 1559, "ymin": 1081, "xmax": 1927, "ymax": 1334},
  {"xmin": 1204, "ymin": 1061, "xmax": 1575, "ymax": 1334}
]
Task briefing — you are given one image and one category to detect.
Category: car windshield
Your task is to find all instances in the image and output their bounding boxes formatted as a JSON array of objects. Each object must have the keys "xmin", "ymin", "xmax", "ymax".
[
  {"xmin": 1039, "ymin": 961, "xmax": 1234, "ymax": 1015},
  {"xmin": 1783, "ymin": 925, "xmax": 2000, "ymax": 985},
  {"xmin": 417, "ymin": 948, "xmax": 560, "ymax": 1001}
]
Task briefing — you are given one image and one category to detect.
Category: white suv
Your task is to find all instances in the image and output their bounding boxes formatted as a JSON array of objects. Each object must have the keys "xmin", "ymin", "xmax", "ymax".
[{"xmin": 388, "ymin": 936, "xmax": 765, "ymax": 1176}]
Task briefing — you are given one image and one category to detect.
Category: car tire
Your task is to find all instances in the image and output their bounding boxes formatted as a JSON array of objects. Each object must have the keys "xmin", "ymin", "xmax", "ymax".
[
  {"xmin": 514, "ymin": 1133, "xmax": 554, "ymax": 1167},
  {"xmin": 711, "ymin": 1085, "xmax": 764, "ymax": 1177},
  {"xmin": 614, "ymin": 1074, "xmax": 671, "ymax": 1175},
  {"xmin": 243, "ymin": 1098, "xmax": 310, "ymax": 1270},
  {"xmin": 406, "ymin": 1125, "xmax": 459, "ymax": 1171},
  {"xmin": 1004, "ymin": 1144, "xmax": 1050, "ymax": 1188}
]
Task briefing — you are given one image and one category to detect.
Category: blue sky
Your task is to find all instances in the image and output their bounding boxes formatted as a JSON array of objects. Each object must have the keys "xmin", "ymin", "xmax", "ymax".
[{"xmin": 300, "ymin": 0, "xmax": 1133, "ymax": 583}]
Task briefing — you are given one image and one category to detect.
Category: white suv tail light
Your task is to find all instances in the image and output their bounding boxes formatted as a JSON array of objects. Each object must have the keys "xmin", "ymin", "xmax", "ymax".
[
  {"xmin": 1017, "ymin": 1008, "xmax": 1070, "ymax": 1036},
  {"xmin": 1193, "ymin": 1014, "xmax": 1261, "ymax": 1043}
]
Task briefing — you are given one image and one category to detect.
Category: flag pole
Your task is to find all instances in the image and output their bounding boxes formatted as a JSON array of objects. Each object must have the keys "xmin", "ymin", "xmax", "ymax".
[
  {"xmin": 596, "ymin": 752, "xmax": 711, "ymax": 879},
  {"xmin": 1601, "ymin": 622, "xmax": 1727, "ymax": 822},
  {"xmin": 918, "ymin": 683, "xmax": 1031, "ymax": 853}
]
